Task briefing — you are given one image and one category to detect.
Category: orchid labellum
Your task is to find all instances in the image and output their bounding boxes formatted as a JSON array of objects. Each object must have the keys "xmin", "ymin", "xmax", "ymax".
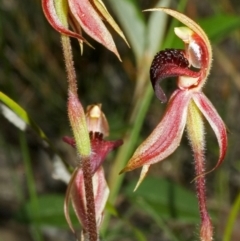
[
  {"xmin": 121, "ymin": 8, "xmax": 228, "ymax": 241},
  {"xmin": 64, "ymin": 104, "xmax": 123, "ymax": 240},
  {"xmin": 42, "ymin": 0, "xmax": 128, "ymax": 59}
]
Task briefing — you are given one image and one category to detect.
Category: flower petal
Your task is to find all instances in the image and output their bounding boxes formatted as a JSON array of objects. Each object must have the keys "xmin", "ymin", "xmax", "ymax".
[
  {"xmin": 133, "ymin": 164, "xmax": 150, "ymax": 191},
  {"xmin": 120, "ymin": 89, "xmax": 192, "ymax": 173},
  {"xmin": 92, "ymin": 167, "xmax": 109, "ymax": 227},
  {"xmin": 70, "ymin": 166, "xmax": 109, "ymax": 230},
  {"xmin": 145, "ymin": 8, "xmax": 212, "ymax": 89},
  {"xmin": 90, "ymin": 0, "xmax": 129, "ymax": 47},
  {"xmin": 63, "ymin": 134, "xmax": 123, "ymax": 173},
  {"xmin": 68, "ymin": 0, "xmax": 121, "ymax": 60},
  {"xmin": 90, "ymin": 132, "xmax": 123, "ymax": 173},
  {"xmin": 150, "ymin": 49, "xmax": 200, "ymax": 102},
  {"xmin": 42, "ymin": 0, "xmax": 87, "ymax": 42},
  {"xmin": 64, "ymin": 167, "xmax": 79, "ymax": 234},
  {"xmin": 193, "ymin": 92, "xmax": 228, "ymax": 172},
  {"xmin": 86, "ymin": 104, "xmax": 109, "ymax": 137}
]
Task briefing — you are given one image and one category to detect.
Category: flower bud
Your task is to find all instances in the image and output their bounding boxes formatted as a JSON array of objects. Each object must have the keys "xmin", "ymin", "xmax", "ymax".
[{"xmin": 86, "ymin": 104, "xmax": 109, "ymax": 137}]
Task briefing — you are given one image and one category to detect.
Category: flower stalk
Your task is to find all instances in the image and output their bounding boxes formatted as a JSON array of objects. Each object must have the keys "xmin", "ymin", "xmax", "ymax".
[
  {"xmin": 54, "ymin": 2, "xmax": 96, "ymax": 239},
  {"xmin": 63, "ymin": 35, "xmax": 97, "ymax": 241},
  {"xmin": 64, "ymin": 40, "xmax": 97, "ymax": 241},
  {"xmin": 187, "ymin": 100, "xmax": 213, "ymax": 241},
  {"xmin": 42, "ymin": 1, "xmax": 127, "ymax": 240},
  {"xmin": 64, "ymin": 105, "xmax": 123, "ymax": 241}
]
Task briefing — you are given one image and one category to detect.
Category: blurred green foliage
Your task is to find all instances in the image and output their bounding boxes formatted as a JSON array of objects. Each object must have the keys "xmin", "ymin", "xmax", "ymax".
[{"xmin": 1, "ymin": 0, "xmax": 240, "ymax": 241}]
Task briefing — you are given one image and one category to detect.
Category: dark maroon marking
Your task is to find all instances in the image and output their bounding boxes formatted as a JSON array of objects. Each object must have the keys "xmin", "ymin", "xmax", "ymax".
[
  {"xmin": 63, "ymin": 133, "xmax": 123, "ymax": 174},
  {"xmin": 150, "ymin": 49, "xmax": 200, "ymax": 103}
]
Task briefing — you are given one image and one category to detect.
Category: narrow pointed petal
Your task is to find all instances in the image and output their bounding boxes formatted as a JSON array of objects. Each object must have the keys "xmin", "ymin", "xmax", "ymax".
[
  {"xmin": 70, "ymin": 167, "xmax": 109, "ymax": 230},
  {"xmin": 121, "ymin": 90, "xmax": 192, "ymax": 173},
  {"xmin": 133, "ymin": 165, "xmax": 150, "ymax": 192},
  {"xmin": 193, "ymin": 92, "xmax": 228, "ymax": 172},
  {"xmin": 63, "ymin": 136, "xmax": 76, "ymax": 147},
  {"xmin": 64, "ymin": 167, "xmax": 79, "ymax": 234},
  {"xmin": 90, "ymin": 133, "xmax": 123, "ymax": 173},
  {"xmin": 63, "ymin": 134, "xmax": 123, "ymax": 173},
  {"xmin": 90, "ymin": 0, "xmax": 129, "ymax": 47},
  {"xmin": 68, "ymin": 0, "xmax": 121, "ymax": 60},
  {"xmin": 42, "ymin": 0, "xmax": 87, "ymax": 42},
  {"xmin": 68, "ymin": 12, "xmax": 86, "ymax": 53},
  {"xmin": 92, "ymin": 167, "xmax": 109, "ymax": 227}
]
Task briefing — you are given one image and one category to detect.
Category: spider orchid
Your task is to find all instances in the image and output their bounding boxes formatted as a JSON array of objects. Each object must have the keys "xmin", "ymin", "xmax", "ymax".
[
  {"xmin": 64, "ymin": 104, "xmax": 123, "ymax": 240},
  {"xmin": 121, "ymin": 8, "xmax": 227, "ymax": 241},
  {"xmin": 42, "ymin": 0, "xmax": 128, "ymax": 59}
]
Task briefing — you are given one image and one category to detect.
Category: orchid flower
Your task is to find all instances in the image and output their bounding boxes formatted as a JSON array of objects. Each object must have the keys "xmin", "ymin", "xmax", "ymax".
[
  {"xmin": 64, "ymin": 104, "xmax": 123, "ymax": 240},
  {"xmin": 42, "ymin": 0, "xmax": 128, "ymax": 59},
  {"xmin": 121, "ymin": 8, "xmax": 227, "ymax": 241}
]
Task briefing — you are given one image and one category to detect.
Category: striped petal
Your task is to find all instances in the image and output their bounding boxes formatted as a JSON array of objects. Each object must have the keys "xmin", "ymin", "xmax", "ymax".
[
  {"xmin": 121, "ymin": 89, "xmax": 192, "ymax": 173},
  {"xmin": 42, "ymin": 0, "xmax": 86, "ymax": 42},
  {"xmin": 66, "ymin": 166, "xmax": 109, "ymax": 232},
  {"xmin": 90, "ymin": 0, "xmax": 129, "ymax": 46},
  {"xmin": 193, "ymin": 92, "xmax": 228, "ymax": 172},
  {"xmin": 68, "ymin": 0, "xmax": 120, "ymax": 60}
]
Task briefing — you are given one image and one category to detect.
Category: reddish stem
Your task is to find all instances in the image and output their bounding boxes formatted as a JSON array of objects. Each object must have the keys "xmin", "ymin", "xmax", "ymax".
[
  {"xmin": 61, "ymin": 35, "xmax": 78, "ymax": 95},
  {"xmin": 61, "ymin": 34, "xmax": 97, "ymax": 240},
  {"xmin": 82, "ymin": 156, "xmax": 98, "ymax": 241},
  {"xmin": 194, "ymin": 151, "xmax": 213, "ymax": 241}
]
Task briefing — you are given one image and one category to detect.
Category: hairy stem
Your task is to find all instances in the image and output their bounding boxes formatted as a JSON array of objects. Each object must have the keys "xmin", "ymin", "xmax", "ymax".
[
  {"xmin": 61, "ymin": 35, "xmax": 96, "ymax": 240},
  {"xmin": 187, "ymin": 101, "xmax": 213, "ymax": 241},
  {"xmin": 61, "ymin": 35, "xmax": 78, "ymax": 95},
  {"xmin": 82, "ymin": 156, "xmax": 98, "ymax": 241}
]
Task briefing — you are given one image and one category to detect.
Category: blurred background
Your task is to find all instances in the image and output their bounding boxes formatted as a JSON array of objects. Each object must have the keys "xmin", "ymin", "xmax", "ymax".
[{"xmin": 1, "ymin": 0, "xmax": 240, "ymax": 240}]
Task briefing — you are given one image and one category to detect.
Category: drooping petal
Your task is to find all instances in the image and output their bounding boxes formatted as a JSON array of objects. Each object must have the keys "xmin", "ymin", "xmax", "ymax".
[
  {"xmin": 68, "ymin": 11, "xmax": 85, "ymax": 53},
  {"xmin": 120, "ymin": 89, "xmax": 192, "ymax": 173},
  {"xmin": 70, "ymin": 166, "xmax": 109, "ymax": 231},
  {"xmin": 42, "ymin": 0, "xmax": 87, "ymax": 42},
  {"xmin": 68, "ymin": 0, "xmax": 121, "ymax": 60},
  {"xmin": 193, "ymin": 92, "xmax": 228, "ymax": 172},
  {"xmin": 64, "ymin": 167, "xmax": 79, "ymax": 234},
  {"xmin": 150, "ymin": 49, "xmax": 200, "ymax": 102},
  {"xmin": 90, "ymin": 0, "xmax": 129, "ymax": 47}
]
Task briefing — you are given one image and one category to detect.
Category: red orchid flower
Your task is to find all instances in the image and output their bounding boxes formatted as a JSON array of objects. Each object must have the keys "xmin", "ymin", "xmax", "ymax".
[
  {"xmin": 42, "ymin": 0, "xmax": 128, "ymax": 59},
  {"xmin": 121, "ymin": 8, "xmax": 227, "ymax": 241},
  {"xmin": 63, "ymin": 104, "xmax": 123, "ymax": 239}
]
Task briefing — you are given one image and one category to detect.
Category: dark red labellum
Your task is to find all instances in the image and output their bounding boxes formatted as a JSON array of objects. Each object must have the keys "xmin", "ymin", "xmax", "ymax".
[
  {"xmin": 63, "ymin": 133, "xmax": 123, "ymax": 174},
  {"xmin": 150, "ymin": 49, "xmax": 200, "ymax": 103}
]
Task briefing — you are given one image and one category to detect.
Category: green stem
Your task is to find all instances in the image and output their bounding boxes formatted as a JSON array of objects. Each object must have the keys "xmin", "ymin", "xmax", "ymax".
[
  {"xmin": 223, "ymin": 192, "xmax": 240, "ymax": 241},
  {"xmin": 102, "ymin": 67, "xmax": 153, "ymax": 235},
  {"xmin": 61, "ymin": 34, "xmax": 95, "ymax": 240},
  {"xmin": 19, "ymin": 131, "xmax": 43, "ymax": 241},
  {"xmin": 102, "ymin": 0, "xmax": 188, "ymax": 235}
]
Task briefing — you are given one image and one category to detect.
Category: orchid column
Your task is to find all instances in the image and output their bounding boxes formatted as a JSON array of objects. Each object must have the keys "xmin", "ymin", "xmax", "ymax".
[{"xmin": 121, "ymin": 8, "xmax": 228, "ymax": 241}]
